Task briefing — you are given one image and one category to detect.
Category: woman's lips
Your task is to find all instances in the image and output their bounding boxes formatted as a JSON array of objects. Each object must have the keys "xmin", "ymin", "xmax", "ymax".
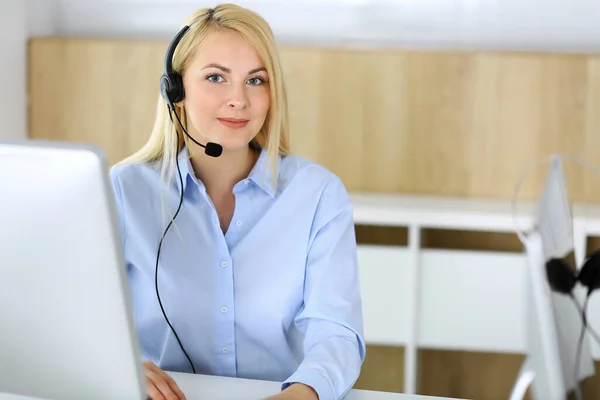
[{"xmin": 218, "ymin": 118, "xmax": 249, "ymax": 129}]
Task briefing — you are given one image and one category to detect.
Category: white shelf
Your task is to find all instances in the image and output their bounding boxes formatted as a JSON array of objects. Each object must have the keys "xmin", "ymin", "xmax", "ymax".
[
  {"xmin": 351, "ymin": 192, "xmax": 537, "ymax": 232},
  {"xmin": 349, "ymin": 192, "xmax": 600, "ymax": 395}
]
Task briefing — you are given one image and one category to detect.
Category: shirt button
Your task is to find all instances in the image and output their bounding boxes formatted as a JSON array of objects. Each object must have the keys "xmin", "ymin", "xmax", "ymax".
[
  {"xmin": 222, "ymin": 347, "xmax": 229, "ymax": 353},
  {"xmin": 221, "ymin": 306, "xmax": 228, "ymax": 314},
  {"xmin": 244, "ymin": 180, "xmax": 249, "ymax": 186},
  {"xmin": 235, "ymin": 220, "xmax": 242, "ymax": 227},
  {"xmin": 221, "ymin": 261, "xmax": 227, "ymax": 268}
]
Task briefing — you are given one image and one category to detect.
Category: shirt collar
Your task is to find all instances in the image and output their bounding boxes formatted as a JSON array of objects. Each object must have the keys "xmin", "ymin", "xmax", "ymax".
[
  {"xmin": 246, "ymin": 147, "xmax": 280, "ymax": 197},
  {"xmin": 176, "ymin": 146, "xmax": 281, "ymax": 197},
  {"xmin": 176, "ymin": 146, "xmax": 197, "ymax": 193}
]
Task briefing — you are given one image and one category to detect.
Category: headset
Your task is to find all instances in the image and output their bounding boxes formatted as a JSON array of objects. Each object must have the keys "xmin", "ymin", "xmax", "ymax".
[
  {"xmin": 154, "ymin": 10, "xmax": 222, "ymax": 375},
  {"xmin": 160, "ymin": 11, "xmax": 223, "ymax": 158},
  {"xmin": 546, "ymin": 252, "xmax": 600, "ymax": 298}
]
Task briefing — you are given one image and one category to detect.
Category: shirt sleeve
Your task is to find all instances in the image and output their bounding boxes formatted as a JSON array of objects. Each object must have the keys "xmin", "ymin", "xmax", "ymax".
[
  {"xmin": 281, "ymin": 175, "xmax": 366, "ymax": 400},
  {"xmin": 108, "ymin": 165, "xmax": 127, "ymax": 251},
  {"xmin": 108, "ymin": 165, "xmax": 152, "ymax": 364}
]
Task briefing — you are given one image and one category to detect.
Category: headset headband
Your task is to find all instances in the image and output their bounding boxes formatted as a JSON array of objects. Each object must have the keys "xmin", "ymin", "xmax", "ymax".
[
  {"xmin": 160, "ymin": 14, "xmax": 210, "ymax": 108},
  {"xmin": 164, "ymin": 25, "xmax": 190, "ymax": 77}
]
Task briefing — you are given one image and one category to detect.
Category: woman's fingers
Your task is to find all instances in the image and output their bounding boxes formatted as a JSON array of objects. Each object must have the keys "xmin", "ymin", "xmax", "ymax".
[
  {"xmin": 146, "ymin": 378, "xmax": 166, "ymax": 400},
  {"xmin": 143, "ymin": 361, "xmax": 186, "ymax": 400}
]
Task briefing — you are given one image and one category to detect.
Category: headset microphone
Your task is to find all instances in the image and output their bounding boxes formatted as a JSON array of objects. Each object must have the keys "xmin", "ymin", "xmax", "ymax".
[
  {"xmin": 168, "ymin": 103, "xmax": 223, "ymax": 158},
  {"xmin": 204, "ymin": 142, "xmax": 224, "ymax": 157}
]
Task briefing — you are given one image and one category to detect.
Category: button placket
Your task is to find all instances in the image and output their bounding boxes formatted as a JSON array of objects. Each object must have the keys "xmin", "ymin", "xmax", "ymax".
[{"xmin": 231, "ymin": 191, "xmax": 248, "ymax": 233}]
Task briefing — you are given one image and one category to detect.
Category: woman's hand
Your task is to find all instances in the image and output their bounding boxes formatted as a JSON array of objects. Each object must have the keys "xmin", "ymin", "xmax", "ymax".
[
  {"xmin": 262, "ymin": 383, "xmax": 319, "ymax": 400},
  {"xmin": 143, "ymin": 361, "xmax": 187, "ymax": 400}
]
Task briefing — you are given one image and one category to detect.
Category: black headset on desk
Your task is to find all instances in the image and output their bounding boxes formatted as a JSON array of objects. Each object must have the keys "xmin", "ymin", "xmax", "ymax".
[
  {"xmin": 546, "ymin": 252, "xmax": 600, "ymax": 297},
  {"xmin": 154, "ymin": 10, "xmax": 222, "ymax": 375}
]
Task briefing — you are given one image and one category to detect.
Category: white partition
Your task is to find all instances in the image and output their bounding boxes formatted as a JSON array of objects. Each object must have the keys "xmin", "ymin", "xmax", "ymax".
[
  {"xmin": 358, "ymin": 245, "xmax": 412, "ymax": 346},
  {"xmin": 418, "ymin": 249, "xmax": 527, "ymax": 353}
]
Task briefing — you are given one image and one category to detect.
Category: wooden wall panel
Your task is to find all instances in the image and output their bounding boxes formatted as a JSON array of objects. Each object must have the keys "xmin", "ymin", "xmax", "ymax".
[
  {"xmin": 418, "ymin": 353, "xmax": 600, "ymax": 400},
  {"xmin": 28, "ymin": 38, "xmax": 167, "ymax": 165},
  {"xmin": 353, "ymin": 345, "xmax": 404, "ymax": 393},
  {"xmin": 355, "ymin": 347, "xmax": 600, "ymax": 400},
  {"xmin": 280, "ymin": 48, "xmax": 600, "ymax": 203},
  {"xmin": 418, "ymin": 349, "xmax": 526, "ymax": 400},
  {"xmin": 28, "ymin": 38, "xmax": 600, "ymax": 203}
]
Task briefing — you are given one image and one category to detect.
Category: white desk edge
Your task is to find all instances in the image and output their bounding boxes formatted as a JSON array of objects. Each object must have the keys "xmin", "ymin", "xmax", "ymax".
[{"xmin": 0, "ymin": 372, "xmax": 465, "ymax": 400}]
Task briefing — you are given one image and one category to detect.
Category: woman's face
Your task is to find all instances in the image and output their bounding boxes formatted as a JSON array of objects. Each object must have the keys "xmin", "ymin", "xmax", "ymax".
[{"xmin": 182, "ymin": 30, "xmax": 270, "ymax": 153}]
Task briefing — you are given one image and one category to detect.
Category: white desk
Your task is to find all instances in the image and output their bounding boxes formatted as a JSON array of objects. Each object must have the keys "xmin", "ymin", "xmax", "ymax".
[
  {"xmin": 0, "ymin": 372, "xmax": 463, "ymax": 400},
  {"xmin": 170, "ymin": 372, "xmax": 461, "ymax": 399}
]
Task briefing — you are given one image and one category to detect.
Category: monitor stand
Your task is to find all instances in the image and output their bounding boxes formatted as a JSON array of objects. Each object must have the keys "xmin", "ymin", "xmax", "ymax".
[{"xmin": 509, "ymin": 358, "xmax": 535, "ymax": 400}]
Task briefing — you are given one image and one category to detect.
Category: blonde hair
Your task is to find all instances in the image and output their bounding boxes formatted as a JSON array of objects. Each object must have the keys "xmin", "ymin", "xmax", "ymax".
[{"xmin": 120, "ymin": 3, "xmax": 290, "ymax": 188}]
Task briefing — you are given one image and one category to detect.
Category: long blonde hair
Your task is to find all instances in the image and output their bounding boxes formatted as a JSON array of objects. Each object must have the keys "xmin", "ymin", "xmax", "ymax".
[{"xmin": 120, "ymin": 3, "xmax": 290, "ymax": 188}]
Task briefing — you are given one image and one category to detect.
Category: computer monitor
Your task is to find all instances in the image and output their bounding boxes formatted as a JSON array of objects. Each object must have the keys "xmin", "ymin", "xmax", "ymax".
[
  {"xmin": 0, "ymin": 140, "xmax": 146, "ymax": 400},
  {"xmin": 510, "ymin": 155, "xmax": 596, "ymax": 400}
]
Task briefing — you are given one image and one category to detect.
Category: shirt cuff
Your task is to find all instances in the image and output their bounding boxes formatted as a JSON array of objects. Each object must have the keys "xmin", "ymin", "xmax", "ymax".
[
  {"xmin": 139, "ymin": 352, "xmax": 151, "ymax": 363},
  {"xmin": 282, "ymin": 369, "xmax": 334, "ymax": 400}
]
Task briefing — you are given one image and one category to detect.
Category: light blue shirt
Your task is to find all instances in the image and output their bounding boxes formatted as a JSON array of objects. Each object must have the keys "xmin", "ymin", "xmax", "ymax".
[{"xmin": 109, "ymin": 147, "xmax": 366, "ymax": 400}]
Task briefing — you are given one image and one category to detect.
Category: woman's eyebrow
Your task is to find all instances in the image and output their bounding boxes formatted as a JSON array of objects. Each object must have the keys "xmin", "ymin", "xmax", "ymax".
[
  {"xmin": 201, "ymin": 63, "xmax": 230, "ymax": 73},
  {"xmin": 201, "ymin": 63, "xmax": 266, "ymax": 75},
  {"xmin": 248, "ymin": 67, "xmax": 267, "ymax": 74}
]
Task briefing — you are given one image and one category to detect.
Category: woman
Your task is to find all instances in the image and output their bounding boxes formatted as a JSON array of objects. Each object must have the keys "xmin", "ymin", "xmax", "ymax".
[{"xmin": 110, "ymin": 4, "xmax": 365, "ymax": 400}]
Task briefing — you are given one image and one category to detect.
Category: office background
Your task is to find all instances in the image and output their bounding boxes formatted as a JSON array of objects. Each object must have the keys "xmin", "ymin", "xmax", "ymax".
[{"xmin": 3, "ymin": 0, "xmax": 600, "ymax": 399}]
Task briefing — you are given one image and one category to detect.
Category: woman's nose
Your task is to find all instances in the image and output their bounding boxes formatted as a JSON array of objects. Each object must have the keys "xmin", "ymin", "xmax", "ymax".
[{"xmin": 226, "ymin": 85, "xmax": 249, "ymax": 109}]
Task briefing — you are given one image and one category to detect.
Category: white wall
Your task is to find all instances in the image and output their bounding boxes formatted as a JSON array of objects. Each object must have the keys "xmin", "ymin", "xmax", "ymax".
[
  {"xmin": 9, "ymin": 0, "xmax": 600, "ymax": 142},
  {"xmin": 0, "ymin": 0, "xmax": 27, "ymax": 140},
  {"xmin": 27, "ymin": 0, "xmax": 58, "ymax": 37},
  {"xmin": 28, "ymin": 0, "xmax": 600, "ymax": 52}
]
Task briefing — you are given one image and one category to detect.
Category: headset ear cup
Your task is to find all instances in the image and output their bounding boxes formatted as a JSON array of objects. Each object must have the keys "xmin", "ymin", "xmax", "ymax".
[
  {"xmin": 170, "ymin": 73, "xmax": 185, "ymax": 104},
  {"xmin": 546, "ymin": 258, "xmax": 577, "ymax": 295},
  {"xmin": 160, "ymin": 73, "xmax": 185, "ymax": 107},
  {"xmin": 160, "ymin": 73, "xmax": 173, "ymax": 105},
  {"xmin": 578, "ymin": 250, "xmax": 600, "ymax": 293}
]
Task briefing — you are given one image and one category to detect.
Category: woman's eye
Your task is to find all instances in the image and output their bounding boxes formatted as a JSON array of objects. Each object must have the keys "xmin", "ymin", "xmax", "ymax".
[
  {"xmin": 207, "ymin": 74, "xmax": 224, "ymax": 83},
  {"xmin": 247, "ymin": 77, "xmax": 265, "ymax": 85}
]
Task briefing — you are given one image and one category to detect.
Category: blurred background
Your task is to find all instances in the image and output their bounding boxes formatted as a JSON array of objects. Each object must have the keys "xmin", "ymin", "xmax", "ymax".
[{"xmin": 4, "ymin": 0, "xmax": 600, "ymax": 399}]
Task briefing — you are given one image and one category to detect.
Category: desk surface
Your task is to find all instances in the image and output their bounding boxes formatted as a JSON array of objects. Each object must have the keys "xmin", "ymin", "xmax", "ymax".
[
  {"xmin": 0, "ymin": 372, "xmax": 462, "ymax": 400},
  {"xmin": 170, "ymin": 372, "xmax": 460, "ymax": 399}
]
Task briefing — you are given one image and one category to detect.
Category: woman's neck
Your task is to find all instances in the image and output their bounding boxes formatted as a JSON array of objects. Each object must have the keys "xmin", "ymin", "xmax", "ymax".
[{"xmin": 188, "ymin": 144, "xmax": 259, "ymax": 195}]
